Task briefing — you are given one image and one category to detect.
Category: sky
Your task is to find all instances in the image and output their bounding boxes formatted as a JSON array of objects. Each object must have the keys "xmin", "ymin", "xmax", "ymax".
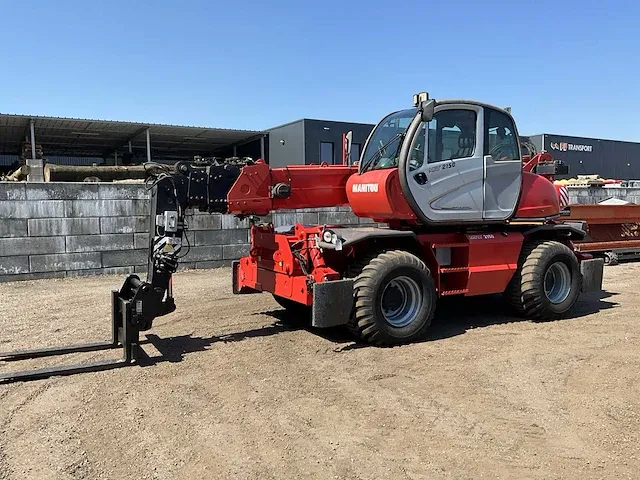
[{"xmin": 0, "ymin": 0, "xmax": 639, "ymax": 140}]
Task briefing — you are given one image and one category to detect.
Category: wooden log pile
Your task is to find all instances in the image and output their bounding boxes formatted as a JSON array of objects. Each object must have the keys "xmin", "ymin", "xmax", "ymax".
[
  {"xmin": 44, "ymin": 165, "xmax": 148, "ymax": 182},
  {"xmin": 39, "ymin": 157, "xmax": 253, "ymax": 182},
  {"xmin": 0, "ymin": 165, "xmax": 30, "ymax": 181}
]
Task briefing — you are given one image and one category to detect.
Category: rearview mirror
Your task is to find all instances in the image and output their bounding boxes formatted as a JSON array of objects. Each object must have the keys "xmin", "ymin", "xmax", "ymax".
[
  {"xmin": 345, "ymin": 131, "xmax": 353, "ymax": 164},
  {"xmin": 420, "ymin": 99, "xmax": 435, "ymax": 122}
]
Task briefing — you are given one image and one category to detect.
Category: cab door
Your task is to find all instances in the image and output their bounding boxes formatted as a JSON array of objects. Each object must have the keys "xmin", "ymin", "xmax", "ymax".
[
  {"xmin": 482, "ymin": 108, "xmax": 522, "ymax": 220},
  {"xmin": 404, "ymin": 105, "xmax": 485, "ymax": 222}
]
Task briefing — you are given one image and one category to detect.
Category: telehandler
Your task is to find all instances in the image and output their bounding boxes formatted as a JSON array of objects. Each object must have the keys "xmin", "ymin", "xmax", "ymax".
[{"xmin": 0, "ymin": 93, "xmax": 603, "ymax": 382}]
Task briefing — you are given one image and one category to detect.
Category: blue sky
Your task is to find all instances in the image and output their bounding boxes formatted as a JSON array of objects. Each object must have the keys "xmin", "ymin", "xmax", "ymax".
[{"xmin": 0, "ymin": 0, "xmax": 638, "ymax": 140}]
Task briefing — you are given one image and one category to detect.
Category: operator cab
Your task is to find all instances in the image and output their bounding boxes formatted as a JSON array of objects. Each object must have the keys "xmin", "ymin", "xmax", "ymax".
[{"xmin": 359, "ymin": 94, "xmax": 522, "ymax": 223}]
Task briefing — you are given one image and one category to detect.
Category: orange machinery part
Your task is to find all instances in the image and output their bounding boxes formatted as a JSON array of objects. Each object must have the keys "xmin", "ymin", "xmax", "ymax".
[
  {"xmin": 565, "ymin": 204, "xmax": 640, "ymax": 225},
  {"xmin": 227, "ymin": 159, "xmax": 563, "ymax": 223},
  {"xmin": 564, "ymin": 204, "xmax": 640, "ymax": 251}
]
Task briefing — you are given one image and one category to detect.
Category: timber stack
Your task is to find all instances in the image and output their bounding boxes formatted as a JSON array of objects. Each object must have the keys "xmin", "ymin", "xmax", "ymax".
[{"xmin": 44, "ymin": 164, "xmax": 148, "ymax": 182}]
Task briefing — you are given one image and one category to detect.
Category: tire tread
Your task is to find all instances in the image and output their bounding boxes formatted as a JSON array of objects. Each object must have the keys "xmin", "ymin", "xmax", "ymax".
[
  {"xmin": 505, "ymin": 240, "xmax": 581, "ymax": 320},
  {"xmin": 346, "ymin": 249, "xmax": 435, "ymax": 345}
]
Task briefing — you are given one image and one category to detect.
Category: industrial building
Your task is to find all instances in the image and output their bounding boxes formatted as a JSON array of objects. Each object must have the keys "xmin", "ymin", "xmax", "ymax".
[
  {"xmin": 525, "ymin": 133, "xmax": 640, "ymax": 180},
  {"xmin": 266, "ymin": 119, "xmax": 374, "ymax": 168}
]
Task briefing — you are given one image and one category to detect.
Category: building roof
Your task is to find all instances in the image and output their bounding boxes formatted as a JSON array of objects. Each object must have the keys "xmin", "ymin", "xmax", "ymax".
[
  {"xmin": 0, "ymin": 113, "xmax": 264, "ymax": 161},
  {"xmin": 267, "ymin": 117, "xmax": 375, "ymax": 131}
]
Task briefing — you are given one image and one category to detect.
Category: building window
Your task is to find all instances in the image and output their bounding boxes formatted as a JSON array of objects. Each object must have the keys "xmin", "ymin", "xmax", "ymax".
[
  {"xmin": 350, "ymin": 143, "xmax": 361, "ymax": 164},
  {"xmin": 320, "ymin": 142, "xmax": 334, "ymax": 164}
]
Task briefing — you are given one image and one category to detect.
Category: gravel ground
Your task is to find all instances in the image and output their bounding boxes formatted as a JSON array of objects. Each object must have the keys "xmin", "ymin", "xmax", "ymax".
[{"xmin": 0, "ymin": 264, "xmax": 638, "ymax": 480}]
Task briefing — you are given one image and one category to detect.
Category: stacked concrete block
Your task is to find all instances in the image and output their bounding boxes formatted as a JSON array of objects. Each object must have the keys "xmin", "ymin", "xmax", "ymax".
[{"xmin": 0, "ymin": 182, "xmax": 226, "ymax": 282}]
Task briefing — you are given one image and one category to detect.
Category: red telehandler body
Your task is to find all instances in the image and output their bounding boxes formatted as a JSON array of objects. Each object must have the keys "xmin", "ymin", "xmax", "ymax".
[{"xmin": 0, "ymin": 93, "xmax": 604, "ymax": 382}]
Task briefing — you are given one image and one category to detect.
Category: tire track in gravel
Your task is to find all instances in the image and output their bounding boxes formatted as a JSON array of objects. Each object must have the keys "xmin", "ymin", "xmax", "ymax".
[
  {"xmin": 2, "ymin": 374, "xmax": 108, "ymax": 480},
  {"xmin": 0, "ymin": 383, "xmax": 52, "ymax": 431},
  {"xmin": 0, "ymin": 388, "xmax": 13, "ymax": 479},
  {"xmin": 0, "ymin": 382, "xmax": 52, "ymax": 480},
  {"xmin": 0, "ymin": 442, "xmax": 12, "ymax": 480}
]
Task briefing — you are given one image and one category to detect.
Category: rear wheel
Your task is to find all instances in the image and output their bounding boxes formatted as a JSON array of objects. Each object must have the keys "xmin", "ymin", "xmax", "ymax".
[
  {"xmin": 347, "ymin": 250, "xmax": 436, "ymax": 345},
  {"xmin": 506, "ymin": 240, "xmax": 582, "ymax": 320},
  {"xmin": 272, "ymin": 295, "xmax": 310, "ymax": 324}
]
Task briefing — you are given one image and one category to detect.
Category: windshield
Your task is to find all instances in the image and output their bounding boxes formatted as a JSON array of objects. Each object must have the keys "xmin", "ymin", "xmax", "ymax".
[{"xmin": 361, "ymin": 109, "xmax": 416, "ymax": 171}]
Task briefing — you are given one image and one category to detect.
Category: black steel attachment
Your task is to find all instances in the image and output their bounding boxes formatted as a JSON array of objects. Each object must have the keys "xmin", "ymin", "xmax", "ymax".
[
  {"xmin": 0, "ymin": 159, "xmax": 250, "ymax": 384},
  {"xmin": 0, "ymin": 291, "xmax": 142, "ymax": 384}
]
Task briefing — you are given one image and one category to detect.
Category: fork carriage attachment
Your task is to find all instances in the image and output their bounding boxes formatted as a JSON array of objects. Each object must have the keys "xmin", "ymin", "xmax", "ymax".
[
  {"xmin": 0, "ymin": 276, "xmax": 163, "ymax": 384},
  {"xmin": 0, "ymin": 274, "xmax": 176, "ymax": 384}
]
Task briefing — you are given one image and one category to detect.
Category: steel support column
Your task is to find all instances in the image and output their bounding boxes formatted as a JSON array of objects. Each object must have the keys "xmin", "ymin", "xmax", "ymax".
[
  {"xmin": 30, "ymin": 120, "xmax": 36, "ymax": 162},
  {"xmin": 27, "ymin": 119, "xmax": 44, "ymax": 182},
  {"xmin": 146, "ymin": 129, "xmax": 151, "ymax": 163}
]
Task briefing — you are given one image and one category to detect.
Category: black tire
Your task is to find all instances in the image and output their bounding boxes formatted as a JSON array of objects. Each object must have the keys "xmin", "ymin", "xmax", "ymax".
[
  {"xmin": 272, "ymin": 295, "xmax": 310, "ymax": 324},
  {"xmin": 505, "ymin": 240, "xmax": 582, "ymax": 320},
  {"xmin": 346, "ymin": 250, "xmax": 437, "ymax": 346}
]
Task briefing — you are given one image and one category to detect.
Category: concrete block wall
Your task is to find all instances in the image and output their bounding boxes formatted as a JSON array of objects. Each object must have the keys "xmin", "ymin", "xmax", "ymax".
[
  {"xmin": 2, "ymin": 181, "xmax": 632, "ymax": 283},
  {"xmin": 0, "ymin": 182, "xmax": 374, "ymax": 282}
]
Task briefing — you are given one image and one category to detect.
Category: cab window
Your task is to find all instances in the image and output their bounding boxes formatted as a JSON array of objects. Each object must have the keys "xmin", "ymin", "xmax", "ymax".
[
  {"xmin": 426, "ymin": 109, "xmax": 477, "ymax": 164},
  {"xmin": 408, "ymin": 109, "xmax": 477, "ymax": 171},
  {"xmin": 362, "ymin": 109, "xmax": 416, "ymax": 171},
  {"xmin": 484, "ymin": 109, "xmax": 520, "ymax": 161}
]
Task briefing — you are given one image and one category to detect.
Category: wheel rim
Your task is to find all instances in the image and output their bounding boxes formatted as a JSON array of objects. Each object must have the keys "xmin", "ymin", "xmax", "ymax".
[
  {"xmin": 544, "ymin": 261, "xmax": 572, "ymax": 304},
  {"xmin": 380, "ymin": 276, "xmax": 423, "ymax": 327},
  {"xmin": 604, "ymin": 252, "xmax": 615, "ymax": 265}
]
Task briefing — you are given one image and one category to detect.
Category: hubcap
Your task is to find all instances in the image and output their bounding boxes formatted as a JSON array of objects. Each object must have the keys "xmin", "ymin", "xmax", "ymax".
[
  {"xmin": 544, "ymin": 261, "xmax": 572, "ymax": 304},
  {"xmin": 380, "ymin": 276, "xmax": 422, "ymax": 327}
]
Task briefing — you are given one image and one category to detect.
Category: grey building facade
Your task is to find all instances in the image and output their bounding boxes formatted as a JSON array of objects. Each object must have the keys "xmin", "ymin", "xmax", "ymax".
[
  {"xmin": 267, "ymin": 119, "xmax": 374, "ymax": 168},
  {"xmin": 525, "ymin": 133, "xmax": 640, "ymax": 180}
]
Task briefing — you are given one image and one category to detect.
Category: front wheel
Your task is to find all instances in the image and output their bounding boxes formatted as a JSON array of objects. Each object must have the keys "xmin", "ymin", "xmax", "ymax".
[
  {"xmin": 506, "ymin": 240, "xmax": 582, "ymax": 320},
  {"xmin": 347, "ymin": 250, "xmax": 437, "ymax": 346}
]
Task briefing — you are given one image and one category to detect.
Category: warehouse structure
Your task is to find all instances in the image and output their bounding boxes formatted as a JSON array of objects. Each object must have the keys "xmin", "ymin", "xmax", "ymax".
[{"xmin": 0, "ymin": 113, "xmax": 266, "ymax": 179}]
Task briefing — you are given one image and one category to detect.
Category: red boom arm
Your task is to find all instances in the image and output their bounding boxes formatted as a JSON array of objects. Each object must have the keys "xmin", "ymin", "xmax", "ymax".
[{"xmin": 227, "ymin": 160, "xmax": 358, "ymax": 215}]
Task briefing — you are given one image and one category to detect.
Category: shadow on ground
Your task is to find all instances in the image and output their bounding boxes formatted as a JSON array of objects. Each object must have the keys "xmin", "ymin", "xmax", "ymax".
[
  {"xmin": 426, "ymin": 290, "xmax": 617, "ymax": 342},
  {"xmin": 139, "ymin": 289, "xmax": 619, "ymax": 362},
  {"xmin": 140, "ymin": 322, "xmax": 295, "ymax": 365}
]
